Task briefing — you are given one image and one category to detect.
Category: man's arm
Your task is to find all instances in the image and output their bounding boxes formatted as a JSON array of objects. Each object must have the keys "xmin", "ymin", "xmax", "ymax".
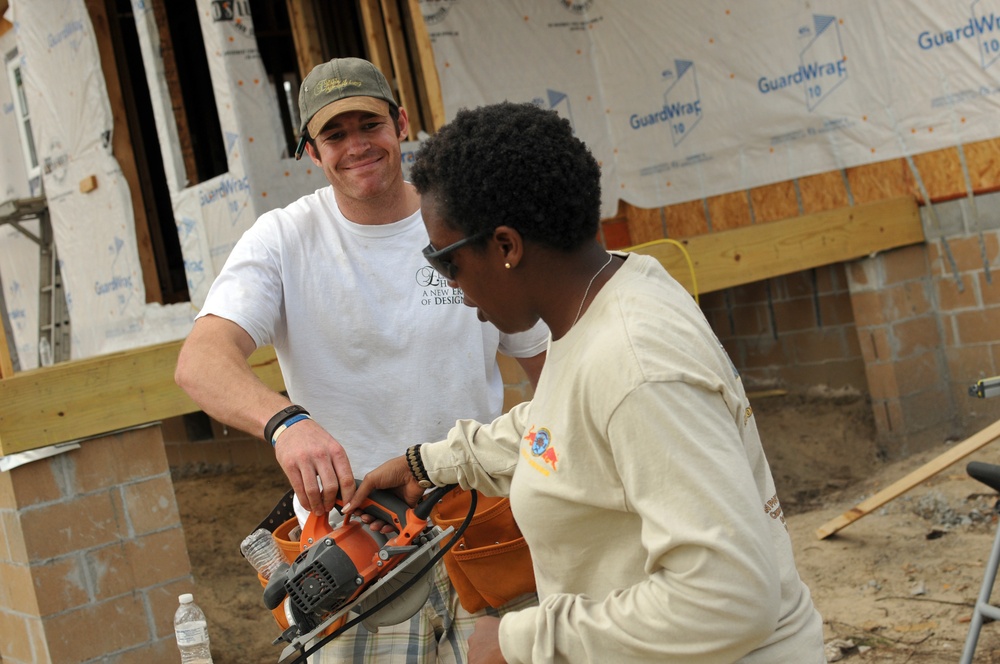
[
  {"xmin": 175, "ymin": 314, "xmax": 355, "ymax": 511},
  {"xmin": 515, "ymin": 351, "xmax": 546, "ymax": 388}
]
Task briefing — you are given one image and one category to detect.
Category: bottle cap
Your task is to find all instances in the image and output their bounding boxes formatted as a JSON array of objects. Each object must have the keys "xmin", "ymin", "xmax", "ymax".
[{"xmin": 179, "ymin": 593, "xmax": 193, "ymax": 604}]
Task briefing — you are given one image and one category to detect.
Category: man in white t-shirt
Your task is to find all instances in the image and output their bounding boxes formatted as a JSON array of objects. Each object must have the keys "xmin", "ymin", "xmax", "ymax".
[{"xmin": 174, "ymin": 57, "xmax": 547, "ymax": 663}]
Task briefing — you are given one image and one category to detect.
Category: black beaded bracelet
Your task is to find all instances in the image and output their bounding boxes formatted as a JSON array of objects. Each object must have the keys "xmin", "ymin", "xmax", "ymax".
[
  {"xmin": 264, "ymin": 405, "xmax": 310, "ymax": 445},
  {"xmin": 406, "ymin": 444, "xmax": 434, "ymax": 488}
]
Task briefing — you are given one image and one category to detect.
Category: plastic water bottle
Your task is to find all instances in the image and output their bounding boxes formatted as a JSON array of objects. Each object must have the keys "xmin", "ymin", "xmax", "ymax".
[
  {"xmin": 240, "ymin": 528, "xmax": 285, "ymax": 580},
  {"xmin": 174, "ymin": 594, "xmax": 214, "ymax": 664}
]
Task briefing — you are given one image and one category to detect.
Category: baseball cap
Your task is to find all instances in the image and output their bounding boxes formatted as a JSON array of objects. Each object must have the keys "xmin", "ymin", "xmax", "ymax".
[{"xmin": 294, "ymin": 57, "xmax": 399, "ymax": 159}]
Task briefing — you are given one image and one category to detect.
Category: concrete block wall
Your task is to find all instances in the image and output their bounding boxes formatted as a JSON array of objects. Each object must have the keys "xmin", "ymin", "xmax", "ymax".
[
  {"xmin": 846, "ymin": 243, "xmax": 956, "ymax": 457},
  {"xmin": 698, "ymin": 191, "xmax": 1000, "ymax": 457},
  {"xmin": 921, "ymin": 192, "xmax": 1000, "ymax": 436},
  {"xmin": 0, "ymin": 427, "xmax": 194, "ymax": 663},
  {"xmin": 700, "ymin": 263, "xmax": 868, "ymax": 395}
]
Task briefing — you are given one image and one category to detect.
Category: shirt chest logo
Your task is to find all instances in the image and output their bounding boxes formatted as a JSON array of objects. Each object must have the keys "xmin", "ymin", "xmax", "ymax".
[{"xmin": 522, "ymin": 425, "xmax": 559, "ymax": 475}]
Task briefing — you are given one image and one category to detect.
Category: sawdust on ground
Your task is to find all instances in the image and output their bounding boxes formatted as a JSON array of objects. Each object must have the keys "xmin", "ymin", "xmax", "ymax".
[{"xmin": 173, "ymin": 392, "xmax": 1000, "ymax": 663}]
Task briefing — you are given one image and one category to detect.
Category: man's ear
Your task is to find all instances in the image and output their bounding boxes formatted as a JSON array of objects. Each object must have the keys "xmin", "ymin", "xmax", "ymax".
[
  {"xmin": 303, "ymin": 140, "xmax": 322, "ymax": 167},
  {"xmin": 492, "ymin": 226, "xmax": 524, "ymax": 269},
  {"xmin": 397, "ymin": 107, "xmax": 410, "ymax": 141}
]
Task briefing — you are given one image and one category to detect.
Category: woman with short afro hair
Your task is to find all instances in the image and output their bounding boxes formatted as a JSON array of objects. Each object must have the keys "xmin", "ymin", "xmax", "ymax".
[{"xmin": 350, "ymin": 102, "xmax": 826, "ymax": 664}]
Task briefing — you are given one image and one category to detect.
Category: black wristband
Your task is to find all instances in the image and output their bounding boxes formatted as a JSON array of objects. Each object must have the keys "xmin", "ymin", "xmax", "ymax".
[
  {"xmin": 264, "ymin": 405, "xmax": 310, "ymax": 445},
  {"xmin": 406, "ymin": 444, "xmax": 434, "ymax": 488}
]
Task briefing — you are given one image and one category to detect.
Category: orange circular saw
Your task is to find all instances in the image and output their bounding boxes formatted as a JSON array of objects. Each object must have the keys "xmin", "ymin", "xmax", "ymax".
[{"xmin": 261, "ymin": 482, "xmax": 472, "ymax": 664}]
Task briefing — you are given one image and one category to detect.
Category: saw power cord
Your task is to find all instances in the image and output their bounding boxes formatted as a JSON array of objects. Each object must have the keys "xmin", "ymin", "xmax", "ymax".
[{"xmin": 285, "ymin": 487, "xmax": 478, "ymax": 664}]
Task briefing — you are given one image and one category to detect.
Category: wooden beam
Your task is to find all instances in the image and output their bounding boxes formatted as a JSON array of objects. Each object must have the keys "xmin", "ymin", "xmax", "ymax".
[
  {"xmin": 286, "ymin": 0, "xmax": 324, "ymax": 79},
  {"xmin": 403, "ymin": 0, "xmax": 445, "ymax": 132},
  {"xmin": 0, "ymin": 340, "xmax": 284, "ymax": 456},
  {"xmin": 359, "ymin": 1, "xmax": 393, "ymax": 87},
  {"xmin": 626, "ymin": 196, "xmax": 923, "ymax": 296},
  {"xmin": 380, "ymin": 0, "xmax": 421, "ymax": 139},
  {"xmin": 0, "ymin": 306, "xmax": 13, "ymax": 378},
  {"xmin": 815, "ymin": 417, "xmax": 1000, "ymax": 539}
]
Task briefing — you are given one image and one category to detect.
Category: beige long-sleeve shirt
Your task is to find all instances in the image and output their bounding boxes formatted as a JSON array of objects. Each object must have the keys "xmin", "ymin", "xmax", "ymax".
[{"xmin": 423, "ymin": 253, "xmax": 825, "ymax": 663}]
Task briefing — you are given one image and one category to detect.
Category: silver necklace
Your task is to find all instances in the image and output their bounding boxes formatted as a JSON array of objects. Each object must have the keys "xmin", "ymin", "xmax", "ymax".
[{"xmin": 572, "ymin": 253, "xmax": 614, "ymax": 327}]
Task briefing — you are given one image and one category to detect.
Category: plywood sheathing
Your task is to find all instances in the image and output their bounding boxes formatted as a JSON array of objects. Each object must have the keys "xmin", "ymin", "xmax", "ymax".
[{"xmin": 606, "ymin": 138, "xmax": 1000, "ymax": 248}]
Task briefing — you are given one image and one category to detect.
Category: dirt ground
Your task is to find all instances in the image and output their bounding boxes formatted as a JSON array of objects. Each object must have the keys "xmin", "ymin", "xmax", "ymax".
[{"xmin": 174, "ymin": 392, "xmax": 1000, "ymax": 663}]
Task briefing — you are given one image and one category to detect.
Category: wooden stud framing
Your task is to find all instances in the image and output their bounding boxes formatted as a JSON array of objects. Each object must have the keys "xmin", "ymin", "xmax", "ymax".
[
  {"xmin": 286, "ymin": 0, "xmax": 325, "ymax": 79},
  {"xmin": 380, "ymin": 0, "xmax": 421, "ymax": 138},
  {"xmin": 626, "ymin": 196, "xmax": 923, "ymax": 297},
  {"xmin": 0, "ymin": 341, "xmax": 284, "ymax": 456},
  {"xmin": 403, "ymin": 0, "xmax": 446, "ymax": 132}
]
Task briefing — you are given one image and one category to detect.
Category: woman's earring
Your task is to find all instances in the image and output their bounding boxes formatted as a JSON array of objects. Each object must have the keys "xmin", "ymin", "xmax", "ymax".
[{"xmin": 505, "ymin": 262, "xmax": 511, "ymax": 269}]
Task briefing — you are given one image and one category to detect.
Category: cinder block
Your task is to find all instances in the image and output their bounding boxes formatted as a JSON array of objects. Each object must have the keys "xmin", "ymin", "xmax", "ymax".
[
  {"xmin": 0, "ymin": 561, "xmax": 39, "ymax": 617},
  {"xmin": 882, "ymin": 244, "xmax": 930, "ymax": 285},
  {"xmin": 884, "ymin": 281, "xmax": 933, "ymax": 320},
  {"xmin": 954, "ymin": 307, "xmax": 1000, "ymax": 345},
  {"xmin": 0, "ymin": 511, "xmax": 28, "ymax": 564},
  {"xmin": 893, "ymin": 316, "xmax": 942, "ymax": 358},
  {"xmin": 893, "ymin": 353, "xmax": 944, "ymax": 397},
  {"xmin": 814, "ymin": 264, "xmax": 847, "ymax": 294},
  {"xmin": 944, "ymin": 234, "xmax": 997, "ymax": 273},
  {"xmin": 789, "ymin": 328, "xmax": 846, "ymax": 364},
  {"xmin": 25, "ymin": 556, "xmax": 90, "ymax": 617},
  {"xmin": 817, "ymin": 291, "xmax": 855, "ymax": 326},
  {"xmin": 0, "ymin": 609, "xmax": 37, "ymax": 663},
  {"xmin": 730, "ymin": 280, "xmax": 769, "ymax": 304},
  {"xmin": 740, "ymin": 335, "xmax": 789, "ymax": 370},
  {"xmin": 899, "ymin": 386, "xmax": 956, "ymax": 437},
  {"xmin": 936, "ymin": 274, "xmax": 980, "ymax": 311},
  {"xmin": 0, "ymin": 473, "xmax": 15, "ymax": 510},
  {"xmin": 121, "ymin": 475, "xmax": 181, "ymax": 537},
  {"xmin": 771, "ymin": 298, "xmax": 817, "ymax": 332},
  {"xmin": 945, "ymin": 345, "xmax": 994, "ymax": 384},
  {"xmin": 865, "ymin": 362, "xmax": 900, "ymax": 401},
  {"xmin": 972, "ymin": 191, "xmax": 1000, "ymax": 231},
  {"xmin": 920, "ymin": 198, "xmax": 964, "ymax": 239},
  {"xmin": 848, "ymin": 291, "xmax": 887, "ymax": 327},
  {"xmin": 124, "ymin": 527, "xmax": 192, "ymax": 589},
  {"xmin": 44, "ymin": 595, "xmax": 151, "ymax": 664},
  {"xmin": 731, "ymin": 303, "xmax": 770, "ymax": 337},
  {"xmin": 114, "ymin": 428, "xmax": 170, "ymax": 481},
  {"xmin": 9, "ymin": 455, "xmax": 63, "ymax": 507},
  {"xmin": 856, "ymin": 326, "xmax": 892, "ymax": 364},
  {"xmin": 145, "ymin": 578, "xmax": 195, "ymax": 640},
  {"xmin": 978, "ymin": 271, "xmax": 1000, "ymax": 306},
  {"xmin": 86, "ymin": 542, "xmax": 136, "ymax": 602},
  {"xmin": 773, "ymin": 271, "xmax": 812, "ymax": 299},
  {"xmin": 105, "ymin": 638, "xmax": 178, "ymax": 664},
  {"xmin": 20, "ymin": 491, "xmax": 122, "ymax": 561}
]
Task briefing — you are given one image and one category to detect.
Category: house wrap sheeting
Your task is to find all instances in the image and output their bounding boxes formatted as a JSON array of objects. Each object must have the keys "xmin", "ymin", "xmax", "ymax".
[
  {"xmin": 2, "ymin": 0, "xmax": 1000, "ymax": 364},
  {"xmin": 425, "ymin": 1, "xmax": 1000, "ymax": 218},
  {"xmin": 2, "ymin": 0, "xmax": 328, "ymax": 362}
]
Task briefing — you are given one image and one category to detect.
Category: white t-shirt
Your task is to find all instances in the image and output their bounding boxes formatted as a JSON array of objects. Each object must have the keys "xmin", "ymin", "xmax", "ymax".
[{"xmin": 200, "ymin": 185, "xmax": 549, "ymax": 478}]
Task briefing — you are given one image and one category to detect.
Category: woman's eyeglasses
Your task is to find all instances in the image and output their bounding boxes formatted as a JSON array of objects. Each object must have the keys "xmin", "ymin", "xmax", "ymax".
[{"xmin": 422, "ymin": 229, "xmax": 492, "ymax": 280}]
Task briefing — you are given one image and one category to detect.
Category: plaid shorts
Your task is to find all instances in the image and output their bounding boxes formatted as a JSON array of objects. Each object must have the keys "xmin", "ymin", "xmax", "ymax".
[{"xmin": 311, "ymin": 560, "xmax": 537, "ymax": 664}]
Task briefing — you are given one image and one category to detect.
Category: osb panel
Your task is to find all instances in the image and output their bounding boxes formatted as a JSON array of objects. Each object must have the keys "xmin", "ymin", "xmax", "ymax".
[
  {"xmin": 706, "ymin": 190, "xmax": 752, "ymax": 232},
  {"xmin": 664, "ymin": 199, "xmax": 709, "ymax": 239},
  {"xmin": 845, "ymin": 159, "xmax": 914, "ymax": 204},
  {"xmin": 964, "ymin": 137, "xmax": 1000, "ymax": 192},
  {"xmin": 620, "ymin": 201, "xmax": 665, "ymax": 245},
  {"xmin": 911, "ymin": 147, "xmax": 964, "ymax": 202},
  {"xmin": 798, "ymin": 171, "xmax": 850, "ymax": 213},
  {"xmin": 749, "ymin": 181, "xmax": 799, "ymax": 223},
  {"xmin": 600, "ymin": 218, "xmax": 632, "ymax": 250}
]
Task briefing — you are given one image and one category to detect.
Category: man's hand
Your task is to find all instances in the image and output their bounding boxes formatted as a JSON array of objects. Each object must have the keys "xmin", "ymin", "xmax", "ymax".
[
  {"xmin": 273, "ymin": 418, "xmax": 356, "ymax": 513},
  {"xmin": 468, "ymin": 616, "xmax": 506, "ymax": 664}
]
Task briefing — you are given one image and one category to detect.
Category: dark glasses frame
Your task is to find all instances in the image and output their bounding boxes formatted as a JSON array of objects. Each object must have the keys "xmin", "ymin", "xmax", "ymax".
[{"xmin": 422, "ymin": 228, "xmax": 493, "ymax": 280}]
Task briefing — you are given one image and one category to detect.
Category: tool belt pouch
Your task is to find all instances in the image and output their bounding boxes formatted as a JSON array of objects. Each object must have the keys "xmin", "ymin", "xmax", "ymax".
[{"xmin": 430, "ymin": 489, "xmax": 535, "ymax": 613}]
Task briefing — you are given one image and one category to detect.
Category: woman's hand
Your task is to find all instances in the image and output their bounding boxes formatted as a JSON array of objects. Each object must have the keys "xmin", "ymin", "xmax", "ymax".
[
  {"xmin": 468, "ymin": 616, "xmax": 506, "ymax": 664},
  {"xmin": 343, "ymin": 455, "xmax": 425, "ymax": 519}
]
